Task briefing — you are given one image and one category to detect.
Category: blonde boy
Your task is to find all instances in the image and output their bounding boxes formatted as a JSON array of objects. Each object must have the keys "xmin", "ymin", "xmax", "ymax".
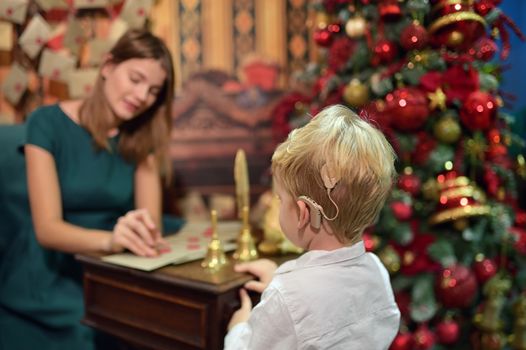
[{"xmin": 225, "ymin": 105, "xmax": 400, "ymax": 349}]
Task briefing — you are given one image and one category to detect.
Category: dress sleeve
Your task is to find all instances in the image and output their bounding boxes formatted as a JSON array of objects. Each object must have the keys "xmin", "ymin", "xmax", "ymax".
[
  {"xmin": 223, "ymin": 286, "xmax": 297, "ymax": 350},
  {"xmin": 25, "ymin": 107, "xmax": 57, "ymax": 153}
]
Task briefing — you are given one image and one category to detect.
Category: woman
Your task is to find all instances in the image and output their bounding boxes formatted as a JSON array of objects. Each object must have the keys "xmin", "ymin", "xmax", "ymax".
[{"xmin": 0, "ymin": 29, "xmax": 175, "ymax": 349}]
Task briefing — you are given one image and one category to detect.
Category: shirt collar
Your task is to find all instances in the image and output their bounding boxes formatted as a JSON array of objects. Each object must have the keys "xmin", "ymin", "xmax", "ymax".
[{"xmin": 275, "ymin": 241, "xmax": 366, "ymax": 274}]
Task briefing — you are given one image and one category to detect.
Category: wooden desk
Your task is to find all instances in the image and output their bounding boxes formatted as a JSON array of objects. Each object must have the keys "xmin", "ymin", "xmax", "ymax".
[{"xmin": 77, "ymin": 254, "xmax": 294, "ymax": 350}]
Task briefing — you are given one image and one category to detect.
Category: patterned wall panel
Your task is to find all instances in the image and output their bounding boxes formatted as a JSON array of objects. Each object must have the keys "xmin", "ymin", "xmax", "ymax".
[
  {"xmin": 153, "ymin": 0, "xmax": 315, "ymax": 88},
  {"xmin": 233, "ymin": 0, "xmax": 256, "ymax": 69},
  {"xmin": 286, "ymin": 0, "xmax": 310, "ymax": 75},
  {"xmin": 179, "ymin": 0, "xmax": 203, "ymax": 82}
]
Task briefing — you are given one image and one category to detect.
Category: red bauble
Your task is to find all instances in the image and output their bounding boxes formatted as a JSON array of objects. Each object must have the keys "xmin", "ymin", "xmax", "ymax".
[
  {"xmin": 395, "ymin": 291, "xmax": 411, "ymax": 320},
  {"xmin": 475, "ymin": 0, "xmax": 498, "ymax": 16},
  {"xmin": 361, "ymin": 100, "xmax": 391, "ymax": 131},
  {"xmin": 414, "ymin": 324, "xmax": 436, "ymax": 350},
  {"xmin": 362, "ymin": 231, "xmax": 379, "ymax": 251},
  {"xmin": 473, "ymin": 258, "xmax": 498, "ymax": 284},
  {"xmin": 398, "ymin": 173, "xmax": 421, "ymax": 196},
  {"xmin": 379, "ymin": 1, "xmax": 402, "ymax": 21},
  {"xmin": 459, "ymin": 91, "xmax": 497, "ymax": 131},
  {"xmin": 401, "ymin": 22, "xmax": 429, "ymax": 50},
  {"xmin": 471, "ymin": 36, "xmax": 498, "ymax": 61},
  {"xmin": 390, "ymin": 332, "xmax": 414, "ymax": 350},
  {"xmin": 516, "ymin": 210, "xmax": 526, "ymax": 227},
  {"xmin": 436, "ymin": 264, "xmax": 478, "ymax": 308},
  {"xmin": 429, "ymin": 1, "xmax": 486, "ymax": 51},
  {"xmin": 385, "ymin": 88, "xmax": 430, "ymax": 131},
  {"xmin": 435, "ymin": 318, "xmax": 460, "ymax": 344},
  {"xmin": 373, "ymin": 39, "xmax": 398, "ymax": 65},
  {"xmin": 510, "ymin": 226, "xmax": 526, "ymax": 255},
  {"xmin": 390, "ymin": 201, "xmax": 413, "ymax": 221},
  {"xmin": 313, "ymin": 28, "xmax": 333, "ymax": 47}
]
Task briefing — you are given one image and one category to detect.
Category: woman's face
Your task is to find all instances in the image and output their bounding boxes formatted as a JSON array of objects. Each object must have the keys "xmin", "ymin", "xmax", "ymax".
[{"xmin": 102, "ymin": 58, "xmax": 167, "ymax": 123}]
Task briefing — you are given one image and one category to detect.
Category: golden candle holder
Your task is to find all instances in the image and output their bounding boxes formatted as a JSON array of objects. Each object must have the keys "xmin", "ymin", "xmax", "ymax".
[
  {"xmin": 201, "ymin": 209, "xmax": 227, "ymax": 272},
  {"xmin": 233, "ymin": 206, "xmax": 259, "ymax": 262}
]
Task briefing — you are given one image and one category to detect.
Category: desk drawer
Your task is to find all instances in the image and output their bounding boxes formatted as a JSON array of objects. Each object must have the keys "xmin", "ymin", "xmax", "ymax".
[{"xmin": 84, "ymin": 273, "xmax": 208, "ymax": 350}]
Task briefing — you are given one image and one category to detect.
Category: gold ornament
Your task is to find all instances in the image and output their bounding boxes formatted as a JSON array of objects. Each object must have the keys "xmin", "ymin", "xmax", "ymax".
[
  {"xmin": 477, "ymin": 276, "xmax": 511, "ymax": 332},
  {"xmin": 496, "ymin": 96, "xmax": 504, "ymax": 107},
  {"xmin": 234, "ymin": 149, "xmax": 250, "ymax": 220},
  {"xmin": 517, "ymin": 155, "xmax": 526, "ymax": 179},
  {"xmin": 201, "ymin": 210, "xmax": 228, "ymax": 272},
  {"xmin": 428, "ymin": 12, "xmax": 487, "ymax": 47},
  {"xmin": 378, "ymin": 245, "xmax": 400, "ymax": 274},
  {"xmin": 422, "ymin": 178, "xmax": 440, "ymax": 200},
  {"xmin": 316, "ymin": 12, "xmax": 330, "ymax": 29},
  {"xmin": 434, "ymin": 115, "xmax": 461, "ymax": 144},
  {"xmin": 409, "ymin": 50, "xmax": 431, "ymax": 66},
  {"xmin": 343, "ymin": 78, "xmax": 369, "ymax": 108},
  {"xmin": 233, "ymin": 206, "xmax": 259, "ymax": 262},
  {"xmin": 429, "ymin": 174, "xmax": 490, "ymax": 226},
  {"xmin": 257, "ymin": 190, "xmax": 304, "ymax": 255},
  {"xmin": 465, "ymin": 135, "xmax": 488, "ymax": 162},
  {"xmin": 447, "ymin": 30, "xmax": 464, "ymax": 46},
  {"xmin": 511, "ymin": 294, "xmax": 526, "ymax": 350},
  {"xmin": 427, "ymin": 88, "xmax": 447, "ymax": 111},
  {"xmin": 345, "ymin": 16, "xmax": 366, "ymax": 38},
  {"xmin": 453, "ymin": 218, "xmax": 469, "ymax": 231}
]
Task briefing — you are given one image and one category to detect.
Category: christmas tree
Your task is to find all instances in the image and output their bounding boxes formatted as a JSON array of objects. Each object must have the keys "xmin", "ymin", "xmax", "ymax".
[{"xmin": 272, "ymin": 0, "xmax": 526, "ymax": 348}]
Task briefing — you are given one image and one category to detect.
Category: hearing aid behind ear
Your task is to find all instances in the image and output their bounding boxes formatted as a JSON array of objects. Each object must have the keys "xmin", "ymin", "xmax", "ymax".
[
  {"xmin": 297, "ymin": 164, "xmax": 341, "ymax": 229},
  {"xmin": 298, "ymin": 195, "xmax": 322, "ymax": 229}
]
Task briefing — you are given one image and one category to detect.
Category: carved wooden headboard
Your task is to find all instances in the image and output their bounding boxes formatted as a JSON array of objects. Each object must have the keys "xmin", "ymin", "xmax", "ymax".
[{"xmin": 166, "ymin": 70, "xmax": 283, "ymax": 216}]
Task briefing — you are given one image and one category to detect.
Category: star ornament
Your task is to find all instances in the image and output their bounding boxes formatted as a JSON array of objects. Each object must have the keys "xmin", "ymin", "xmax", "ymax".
[{"xmin": 427, "ymin": 88, "xmax": 447, "ymax": 111}]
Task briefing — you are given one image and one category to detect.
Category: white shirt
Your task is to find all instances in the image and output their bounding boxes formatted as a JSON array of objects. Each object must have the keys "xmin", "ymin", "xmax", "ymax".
[{"xmin": 224, "ymin": 241, "xmax": 400, "ymax": 350}]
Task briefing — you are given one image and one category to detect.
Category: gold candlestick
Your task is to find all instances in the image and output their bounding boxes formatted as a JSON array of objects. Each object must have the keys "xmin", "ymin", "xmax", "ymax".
[
  {"xmin": 233, "ymin": 206, "xmax": 259, "ymax": 262},
  {"xmin": 201, "ymin": 210, "xmax": 227, "ymax": 271}
]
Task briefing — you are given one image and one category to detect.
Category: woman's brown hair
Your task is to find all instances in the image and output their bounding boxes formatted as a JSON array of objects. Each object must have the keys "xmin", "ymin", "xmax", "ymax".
[{"xmin": 79, "ymin": 29, "xmax": 175, "ymax": 180}]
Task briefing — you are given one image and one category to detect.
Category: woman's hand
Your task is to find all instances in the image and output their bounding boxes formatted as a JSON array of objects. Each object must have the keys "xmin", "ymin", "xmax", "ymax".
[
  {"xmin": 109, "ymin": 208, "xmax": 168, "ymax": 257},
  {"xmin": 227, "ymin": 289, "xmax": 252, "ymax": 331},
  {"xmin": 234, "ymin": 259, "xmax": 278, "ymax": 293}
]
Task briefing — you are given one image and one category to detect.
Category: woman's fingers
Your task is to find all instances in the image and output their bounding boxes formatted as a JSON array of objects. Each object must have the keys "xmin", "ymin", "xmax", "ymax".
[
  {"xmin": 114, "ymin": 220, "xmax": 158, "ymax": 257},
  {"xmin": 135, "ymin": 208, "xmax": 157, "ymax": 231},
  {"xmin": 123, "ymin": 215, "xmax": 154, "ymax": 246}
]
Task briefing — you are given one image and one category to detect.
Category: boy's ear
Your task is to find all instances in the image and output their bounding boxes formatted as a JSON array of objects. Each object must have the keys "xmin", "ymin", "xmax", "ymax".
[{"xmin": 296, "ymin": 199, "xmax": 310, "ymax": 229}]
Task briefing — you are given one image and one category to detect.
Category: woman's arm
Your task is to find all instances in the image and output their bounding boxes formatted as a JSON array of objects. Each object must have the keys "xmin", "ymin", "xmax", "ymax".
[
  {"xmin": 26, "ymin": 145, "xmax": 160, "ymax": 256},
  {"xmin": 25, "ymin": 144, "xmax": 111, "ymax": 253},
  {"xmin": 134, "ymin": 154, "xmax": 165, "ymax": 242}
]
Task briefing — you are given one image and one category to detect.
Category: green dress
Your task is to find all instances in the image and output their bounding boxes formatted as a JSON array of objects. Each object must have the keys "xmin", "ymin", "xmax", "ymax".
[{"xmin": 0, "ymin": 105, "xmax": 135, "ymax": 350}]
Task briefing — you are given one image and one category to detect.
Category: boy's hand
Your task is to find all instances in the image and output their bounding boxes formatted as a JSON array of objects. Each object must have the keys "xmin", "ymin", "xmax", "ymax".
[
  {"xmin": 228, "ymin": 289, "xmax": 252, "ymax": 331},
  {"xmin": 234, "ymin": 259, "xmax": 278, "ymax": 293}
]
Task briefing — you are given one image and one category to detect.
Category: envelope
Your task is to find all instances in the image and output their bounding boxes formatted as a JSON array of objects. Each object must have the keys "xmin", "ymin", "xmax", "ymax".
[
  {"xmin": 34, "ymin": 0, "xmax": 68, "ymax": 11},
  {"xmin": 67, "ymin": 68, "xmax": 98, "ymax": 99},
  {"xmin": 18, "ymin": 14, "xmax": 52, "ymax": 59},
  {"xmin": 73, "ymin": 0, "xmax": 110, "ymax": 9},
  {"xmin": 86, "ymin": 38, "xmax": 112, "ymax": 66},
  {"xmin": 0, "ymin": 0, "xmax": 29, "ymax": 25},
  {"xmin": 2, "ymin": 63, "xmax": 28, "ymax": 105},
  {"xmin": 62, "ymin": 19, "xmax": 84, "ymax": 55},
  {"xmin": 38, "ymin": 49, "xmax": 77, "ymax": 82},
  {"xmin": 0, "ymin": 21, "xmax": 14, "ymax": 51},
  {"xmin": 119, "ymin": 0, "xmax": 152, "ymax": 29}
]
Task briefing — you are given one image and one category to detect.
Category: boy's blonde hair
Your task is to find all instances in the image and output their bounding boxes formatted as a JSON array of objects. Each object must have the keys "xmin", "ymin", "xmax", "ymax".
[{"xmin": 271, "ymin": 104, "xmax": 396, "ymax": 243}]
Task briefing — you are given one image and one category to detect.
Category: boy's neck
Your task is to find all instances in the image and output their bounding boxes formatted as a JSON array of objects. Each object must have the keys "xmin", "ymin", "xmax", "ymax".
[{"xmin": 307, "ymin": 230, "xmax": 362, "ymax": 251}]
